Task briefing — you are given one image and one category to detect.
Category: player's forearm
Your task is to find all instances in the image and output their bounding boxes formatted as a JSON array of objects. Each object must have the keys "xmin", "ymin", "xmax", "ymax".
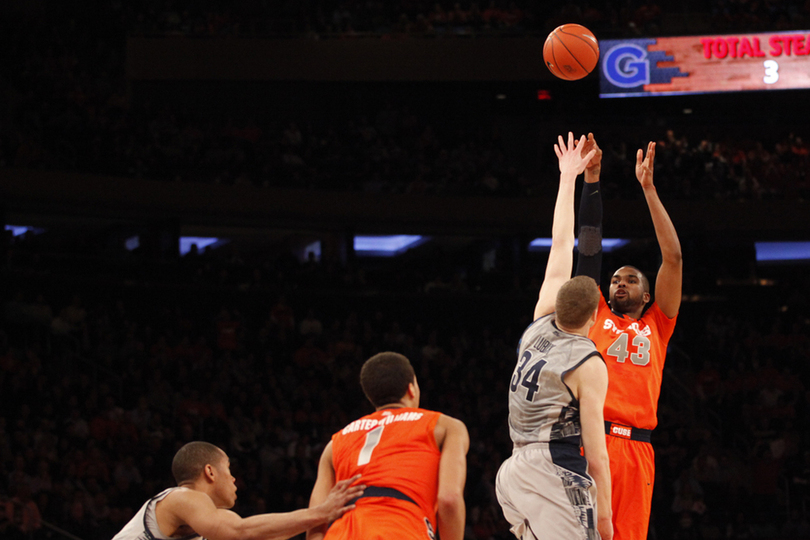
[
  {"xmin": 551, "ymin": 172, "xmax": 577, "ymax": 241},
  {"xmin": 437, "ymin": 494, "xmax": 465, "ymax": 540},
  {"xmin": 548, "ymin": 172, "xmax": 577, "ymax": 272},
  {"xmin": 642, "ymin": 185, "xmax": 682, "ymax": 264},
  {"xmin": 436, "ymin": 417, "xmax": 468, "ymax": 540},
  {"xmin": 578, "ymin": 364, "xmax": 612, "ymax": 531},
  {"xmin": 575, "ymin": 180, "xmax": 602, "ymax": 280},
  {"xmin": 587, "ymin": 453, "xmax": 612, "ymax": 525},
  {"xmin": 304, "ymin": 487, "xmax": 330, "ymax": 540},
  {"xmin": 436, "ymin": 420, "xmax": 468, "ymax": 540},
  {"xmin": 239, "ymin": 507, "xmax": 329, "ymax": 540},
  {"xmin": 584, "ymin": 164, "xmax": 601, "ymax": 184}
]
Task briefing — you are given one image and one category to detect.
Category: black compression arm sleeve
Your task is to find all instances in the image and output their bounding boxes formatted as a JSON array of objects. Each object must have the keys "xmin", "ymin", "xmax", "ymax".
[{"xmin": 575, "ymin": 181, "xmax": 603, "ymax": 281}]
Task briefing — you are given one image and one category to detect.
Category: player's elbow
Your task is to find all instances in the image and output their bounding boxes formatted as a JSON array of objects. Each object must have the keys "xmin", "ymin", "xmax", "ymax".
[
  {"xmin": 437, "ymin": 491, "xmax": 465, "ymax": 519},
  {"xmin": 663, "ymin": 247, "xmax": 682, "ymax": 266},
  {"xmin": 437, "ymin": 492, "xmax": 465, "ymax": 539},
  {"xmin": 551, "ymin": 238, "xmax": 575, "ymax": 256}
]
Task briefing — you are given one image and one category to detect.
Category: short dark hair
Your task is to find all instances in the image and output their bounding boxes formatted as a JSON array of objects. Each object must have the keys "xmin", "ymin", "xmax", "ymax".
[
  {"xmin": 556, "ymin": 276, "xmax": 600, "ymax": 328},
  {"xmin": 172, "ymin": 441, "xmax": 224, "ymax": 485},
  {"xmin": 639, "ymin": 271, "xmax": 650, "ymax": 294},
  {"xmin": 360, "ymin": 352, "xmax": 415, "ymax": 408},
  {"xmin": 614, "ymin": 266, "xmax": 650, "ymax": 293}
]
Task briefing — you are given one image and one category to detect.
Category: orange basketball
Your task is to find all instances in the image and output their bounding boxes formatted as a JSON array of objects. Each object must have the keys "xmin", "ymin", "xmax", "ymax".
[{"xmin": 543, "ymin": 24, "xmax": 600, "ymax": 81}]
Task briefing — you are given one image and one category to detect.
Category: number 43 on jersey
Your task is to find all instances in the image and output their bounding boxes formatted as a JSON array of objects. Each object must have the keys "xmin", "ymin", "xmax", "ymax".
[{"xmin": 606, "ymin": 333, "xmax": 651, "ymax": 366}]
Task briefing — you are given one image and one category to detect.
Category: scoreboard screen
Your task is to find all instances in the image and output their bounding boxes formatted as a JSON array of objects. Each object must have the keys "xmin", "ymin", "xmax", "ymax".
[{"xmin": 599, "ymin": 30, "xmax": 810, "ymax": 97}]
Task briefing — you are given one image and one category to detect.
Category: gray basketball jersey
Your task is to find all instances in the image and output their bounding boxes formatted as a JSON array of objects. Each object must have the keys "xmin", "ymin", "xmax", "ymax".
[
  {"xmin": 112, "ymin": 487, "xmax": 203, "ymax": 540},
  {"xmin": 507, "ymin": 313, "xmax": 601, "ymax": 447}
]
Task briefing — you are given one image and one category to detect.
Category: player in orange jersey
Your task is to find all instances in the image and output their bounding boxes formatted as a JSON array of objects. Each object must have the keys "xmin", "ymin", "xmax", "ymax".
[
  {"xmin": 306, "ymin": 352, "xmax": 469, "ymax": 540},
  {"xmin": 574, "ymin": 134, "xmax": 682, "ymax": 540}
]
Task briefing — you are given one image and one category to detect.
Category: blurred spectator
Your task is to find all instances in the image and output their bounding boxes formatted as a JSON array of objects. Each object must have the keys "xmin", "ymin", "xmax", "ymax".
[{"xmin": 3, "ymin": 484, "xmax": 42, "ymax": 540}]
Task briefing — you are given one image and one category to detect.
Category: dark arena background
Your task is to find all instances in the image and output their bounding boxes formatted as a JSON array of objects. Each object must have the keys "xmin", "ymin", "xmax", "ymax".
[{"xmin": 2, "ymin": 1, "xmax": 810, "ymax": 539}]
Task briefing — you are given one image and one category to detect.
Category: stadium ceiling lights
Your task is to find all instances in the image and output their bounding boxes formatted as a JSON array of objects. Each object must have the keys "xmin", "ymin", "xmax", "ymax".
[
  {"xmin": 755, "ymin": 241, "xmax": 810, "ymax": 263},
  {"xmin": 529, "ymin": 238, "xmax": 630, "ymax": 253},
  {"xmin": 179, "ymin": 236, "xmax": 229, "ymax": 256},
  {"xmin": 354, "ymin": 235, "xmax": 428, "ymax": 257},
  {"xmin": 5, "ymin": 225, "xmax": 45, "ymax": 236}
]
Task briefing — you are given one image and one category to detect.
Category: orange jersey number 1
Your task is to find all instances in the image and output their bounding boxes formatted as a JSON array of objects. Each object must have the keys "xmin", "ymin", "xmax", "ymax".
[{"xmin": 358, "ymin": 425, "xmax": 384, "ymax": 465}]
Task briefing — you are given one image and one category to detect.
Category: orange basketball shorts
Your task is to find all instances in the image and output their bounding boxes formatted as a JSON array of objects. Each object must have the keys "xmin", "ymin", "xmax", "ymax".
[{"xmin": 605, "ymin": 435, "xmax": 655, "ymax": 540}]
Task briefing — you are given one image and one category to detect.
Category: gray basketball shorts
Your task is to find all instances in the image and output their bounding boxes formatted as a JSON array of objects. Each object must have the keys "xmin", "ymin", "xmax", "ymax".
[{"xmin": 496, "ymin": 443, "xmax": 599, "ymax": 540}]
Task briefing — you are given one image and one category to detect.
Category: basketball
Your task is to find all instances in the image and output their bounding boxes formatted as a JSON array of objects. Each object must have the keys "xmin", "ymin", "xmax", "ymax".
[{"xmin": 543, "ymin": 24, "xmax": 600, "ymax": 81}]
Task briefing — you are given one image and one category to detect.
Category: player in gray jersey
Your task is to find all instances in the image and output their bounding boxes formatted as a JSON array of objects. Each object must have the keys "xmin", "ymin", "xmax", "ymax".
[
  {"xmin": 506, "ymin": 316, "xmax": 603, "ymax": 447},
  {"xmin": 112, "ymin": 487, "xmax": 197, "ymax": 540},
  {"xmin": 496, "ymin": 133, "xmax": 612, "ymax": 540},
  {"xmin": 111, "ymin": 441, "xmax": 364, "ymax": 540}
]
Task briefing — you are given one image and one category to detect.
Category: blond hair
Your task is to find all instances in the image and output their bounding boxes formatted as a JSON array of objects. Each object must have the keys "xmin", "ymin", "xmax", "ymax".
[{"xmin": 555, "ymin": 276, "xmax": 600, "ymax": 328}]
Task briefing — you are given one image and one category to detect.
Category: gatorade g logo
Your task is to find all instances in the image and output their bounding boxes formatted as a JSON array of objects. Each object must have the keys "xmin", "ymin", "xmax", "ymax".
[{"xmin": 603, "ymin": 43, "xmax": 650, "ymax": 88}]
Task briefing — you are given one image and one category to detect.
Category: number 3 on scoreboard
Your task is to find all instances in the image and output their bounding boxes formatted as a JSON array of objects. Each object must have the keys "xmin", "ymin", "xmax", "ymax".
[
  {"xmin": 763, "ymin": 60, "xmax": 779, "ymax": 84},
  {"xmin": 357, "ymin": 425, "xmax": 384, "ymax": 465}
]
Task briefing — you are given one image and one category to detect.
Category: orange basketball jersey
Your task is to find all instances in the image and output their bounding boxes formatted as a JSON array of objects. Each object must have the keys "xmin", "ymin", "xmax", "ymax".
[
  {"xmin": 588, "ymin": 294, "xmax": 677, "ymax": 430},
  {"xmin": 328, "ymin": 407, "xmax": 441, "ymax": 540}
]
